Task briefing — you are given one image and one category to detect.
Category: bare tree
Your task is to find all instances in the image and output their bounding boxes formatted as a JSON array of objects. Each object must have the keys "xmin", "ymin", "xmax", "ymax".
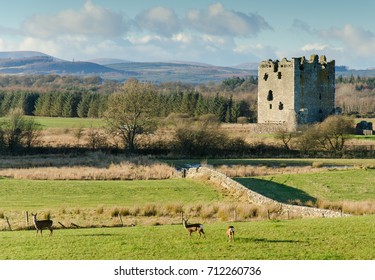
[
  {"xmin": 315, "ymin": 115, "xmax": 354, "ymax": 154},
  {"xmin": 297, "ymin": 116, "xmax": 354, "ymax": 155},
  {"xmin": 275, "ymin": 128, "xmax": 296, "ymax": 150},
  {"xmin": 105, "ymin": 79, "xmax": 157, "ymax": 152}
]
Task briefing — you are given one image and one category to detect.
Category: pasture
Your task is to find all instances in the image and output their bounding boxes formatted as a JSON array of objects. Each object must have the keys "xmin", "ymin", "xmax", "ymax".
[
  {"xmin": 22, "ymin": 116, "xmax": 104, "ymax": 129},
  {"xmin": 1, "ymin": 160, "xmax": 375, "ymax": 260},
  {"xmin": 236, "ymin": 168, "xmax": 375, "ymax": 203},
  {"xmin": 1, "ymin": 216, "xmax": 375, "ymax": 260}
]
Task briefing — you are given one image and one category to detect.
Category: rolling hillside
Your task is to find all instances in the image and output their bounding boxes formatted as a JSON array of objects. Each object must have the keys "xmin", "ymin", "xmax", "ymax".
[
  {"xmin": 0, "ymin": 51, "xmax": 256, "ymax": 83},
  {"xmin": 1, "ymin": 51, "xmax": 374, "ymax": 83}
]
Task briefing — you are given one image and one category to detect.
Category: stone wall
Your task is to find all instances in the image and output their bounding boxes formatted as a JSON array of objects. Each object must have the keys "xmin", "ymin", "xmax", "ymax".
[{"xmin": 186, "ymin": 166, "xmax": 347, "ymax": 218}]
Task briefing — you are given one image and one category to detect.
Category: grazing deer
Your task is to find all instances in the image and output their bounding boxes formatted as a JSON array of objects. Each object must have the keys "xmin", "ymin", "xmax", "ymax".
[
  {"xmin": 227, "ymin": 226, "xmax": 235, "ymax": 242},
  {"xmin": 181, "ymin": 213, "xmax": 206, "ymax": 239},
  {"xmin": 31, "ymin": 213, "xmax": 53, "ymax": 236}
]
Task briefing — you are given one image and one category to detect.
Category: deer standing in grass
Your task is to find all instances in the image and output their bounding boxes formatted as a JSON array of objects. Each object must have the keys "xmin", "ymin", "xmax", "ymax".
[
  {"xmin": 227, "ymin": 226, "xmax": 235, "ymax": 242},
  {"xmin": 181, "ymin": 212, "xmax": 206, "ymax": 239},
  {"xmin": 31, "ymin": 213, "xmax": 53, "ymax": 236}
]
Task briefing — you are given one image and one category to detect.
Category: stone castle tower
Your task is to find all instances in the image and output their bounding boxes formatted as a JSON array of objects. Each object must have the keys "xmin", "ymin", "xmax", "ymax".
[{"xmin": 257, "ymin": 54, "xmax": 335, "ymax": 131}]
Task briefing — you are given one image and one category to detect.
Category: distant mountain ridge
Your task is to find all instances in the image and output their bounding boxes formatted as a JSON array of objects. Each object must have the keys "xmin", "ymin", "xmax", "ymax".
[
  {"xmin": 0, "ymin": 51, "xmax": 257, "ymax": 83},
  {"xmin": 0, "ymin": 51, "xmax": 374, "ymax": 83},
  {"xmin": 0, "ymin": 51, "xmax": 51, "ymax": 59}
]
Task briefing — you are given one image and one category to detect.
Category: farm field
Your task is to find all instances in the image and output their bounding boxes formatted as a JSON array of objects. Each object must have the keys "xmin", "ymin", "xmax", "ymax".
[
  {"xmin": 236, "ymin": 169, "xmax": 375, "ymax": 203},
  {"xmin": 0, "ymin": 116, "xmax": 104, "ymax": 129},
  {"xmin": 0, "ymin": 178, "xmax": 221, "ymax": 211},
  {"xmin": 1, "ymin": 160, "xmax": 375, "ymax": 260},
  {"xmin": 1, "ymin": 216, "xmax": 375, "ymax": 260}
]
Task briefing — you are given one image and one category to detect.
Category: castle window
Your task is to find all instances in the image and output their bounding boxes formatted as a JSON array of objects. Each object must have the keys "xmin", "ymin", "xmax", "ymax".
[
  {"xmin": 269, "ymin": 104, "xmax": 272, "ymax": 109},
  {"xmin": 273, "ymin": 63, "xmax": 278, "ymax": 72},
  {"xmin": 263, "ymin": 73, "xmax": 268, "ymax": 81},
  {"xmin": 267, "ymin": 90, "xmax": 273, "ymax": 101},
  {"xmin": 319, "ymin": 93, "xmax": 322, "ymax": 100},
  {"xmin": 278, "ymin": 102, "xmax": 284, "ymax": 110},
  {"xmin": 278, "ymin": 72, "xmax": 282, "ymax": 79}
]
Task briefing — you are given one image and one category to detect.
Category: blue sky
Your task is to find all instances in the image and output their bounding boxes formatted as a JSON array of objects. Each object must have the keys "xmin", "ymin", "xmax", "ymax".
[{"xmin": 0, "ymin": 0, "xmax": 374, "ymax": 68}]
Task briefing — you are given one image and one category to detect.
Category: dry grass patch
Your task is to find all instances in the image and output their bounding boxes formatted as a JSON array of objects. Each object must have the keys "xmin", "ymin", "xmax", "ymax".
[
  {"xmin": 316, "ymin": 199, "xmax": 375, "ymax": 215},
  {"xmin": 215, "ymin": 164, "xmax": 324, "ymax": 177},
  {"xmin": 0, "ymin": 164, "xmax": 177, "ymax": 180}
]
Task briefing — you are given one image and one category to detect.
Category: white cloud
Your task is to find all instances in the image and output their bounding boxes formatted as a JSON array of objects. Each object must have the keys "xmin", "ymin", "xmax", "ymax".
[
  {"xmin": 301, "ymin": 43, "xmax": 328, "ymax": 51},
  {"xmin": 128, "ymin": 35, "xmax": 162, "ymax": 44},
  {"xmin": 186, "ymin": 3, "xmax": 272, "ymax": 37},
  {"xmin": 320, "ymin": 24, "xmax": 375, "ymax": 56},
  {"xmin": 135, "ymin": 6, "xmax": 181, "ymax": 37},
  {"xmin": 23, "ymin": 0, "xmax": 128, "ymax": 39},
  {"xmin": 234, "ymin": 43, "xmax": 277, "ymax": 61},
  {"xmin": 0, "ymin": 2, "xmax": 280, "ymax": 66},
  {"xmin": 171, "ymin": 33, "xmax": 191, "ymax": 43}
]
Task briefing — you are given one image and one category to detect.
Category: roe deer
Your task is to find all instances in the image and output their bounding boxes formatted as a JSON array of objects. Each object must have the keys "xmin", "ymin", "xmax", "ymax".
[
  {"xmin": 181, "ymin": 213, "xmax": 206, "ymax": 239},
  {"xmin": 31, "ymin": 213, "xmax": 53, "ymax": 236},
  {"xmin": 227, "ymin": 226, "xmax": 235, "ymax": 242}
]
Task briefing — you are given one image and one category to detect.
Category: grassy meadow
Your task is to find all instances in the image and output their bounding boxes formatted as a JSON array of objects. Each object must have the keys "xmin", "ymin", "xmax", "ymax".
[
  {"xmin": 236, "ymin": 168, "xmax": 375, "ymax": 203},
  {"xmin": 0, "ymin": 115, "xmax": 374, "ymax": 260},
  {"xmin": 1, "ymin": 165, "xmax": 375, "ymax": 259},
  {"xmin": 1, "ymin": 216, "xmax": 375, "ymax": 260},
  {"xmin": 25, "ymin": 116, "xmax": 104, "ymax": 129},
  {"xmin": 0, "ymin": 178, "xmax": 222, "ymax": 211}
]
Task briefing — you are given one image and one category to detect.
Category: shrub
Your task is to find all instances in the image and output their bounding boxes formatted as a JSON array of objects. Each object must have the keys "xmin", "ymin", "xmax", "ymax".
[
  {"xmin": 312, "ymin": 161, "xmax": 324, "ymax": 168},
  {"xmin": 96, "ymin": 206, "xmax": 104, "ymax": 215},
  {"xmin": 143, "ymin": 204, "xmax": 158, "ymax": 217},
  {"xmin": 111, "ymin": 208, "xmax": 120, "ymax": 218},
  {"xmin": 120, "ymin": 208, "xmax": 131, "ymax": 216}
]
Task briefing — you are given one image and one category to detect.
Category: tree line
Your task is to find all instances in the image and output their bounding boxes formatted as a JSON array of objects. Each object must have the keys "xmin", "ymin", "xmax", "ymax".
[{"xmin": 0, "ymin": 86, "xmax": 254, "ymax": 122}]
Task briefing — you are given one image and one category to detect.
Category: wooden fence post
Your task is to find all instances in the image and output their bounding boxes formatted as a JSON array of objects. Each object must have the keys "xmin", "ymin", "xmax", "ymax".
[
  {"xmin": 5, "ymin": 216, "xmax": 12, "ymax": 231},
  {"xmin": 118, "ymin": 213, "xmax": 124, "ymax": 226},
  {"xmin": 58, "ymin": 221, "xmax": 66, "ymax": 228}
]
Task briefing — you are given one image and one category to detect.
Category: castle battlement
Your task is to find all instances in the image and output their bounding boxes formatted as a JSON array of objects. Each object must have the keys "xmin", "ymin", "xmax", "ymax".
[{"xmin": 257, "ymin": 54, "xmax": 335, "ymax": 130}]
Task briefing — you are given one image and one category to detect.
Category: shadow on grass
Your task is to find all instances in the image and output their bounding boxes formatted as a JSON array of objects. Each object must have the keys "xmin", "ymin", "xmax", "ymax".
[
  {"xmin": 236, "ymin": 237, "xmax": 304, "ymax": 243},
  {"xmin": 235, "ymin": 177, "xmax": 317, "ymax": 205},
  {"xmin": 75, "ymin": 233, "xmax": 121, "ymax": 237}
]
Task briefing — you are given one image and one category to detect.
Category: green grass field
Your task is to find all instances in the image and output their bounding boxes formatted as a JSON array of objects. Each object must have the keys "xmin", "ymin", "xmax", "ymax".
[
  {"xmin": 236, "ymin": 169, "xmax": 375, "ymax": 204},
  {"xmin": 0, "ymin": 116, "xmax": 104, "ymax": 129},
  {"xmin": 1, "ymin": 216, "xmax": 375, "ymax": 260},
  {"xmin": 1, "ymin": 167, "xmax": 375, "ymax": 259},
  {"xmin": 31, "ymin": 116, "xmax": 104, "ymax": 129},
  {"xmin": 0, "ymin": 178, "xmax": 221, "ymax": 211}
]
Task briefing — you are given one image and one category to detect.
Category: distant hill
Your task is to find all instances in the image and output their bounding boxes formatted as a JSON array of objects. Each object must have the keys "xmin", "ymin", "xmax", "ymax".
[
  {"xmin": 233, "ymin": 62, "xmax": 258, "ymax": 70},
  {"xmin": 0, "ymin": 51, "xmax": 52, "ymax": 59},
  {"xmin": 86, "ymin": 58, "xmax": 131, "ymax": 65},
  {"xmin": 0, "ymin": 51, "xmax": 132, "ymax": 78},
  {"xmin": 107, "ymin": 61, "xmax": 257, "ymax": 84},
  {"xmin": 1, "ymin": 51, "xmax": 374, "ymax": 83}
]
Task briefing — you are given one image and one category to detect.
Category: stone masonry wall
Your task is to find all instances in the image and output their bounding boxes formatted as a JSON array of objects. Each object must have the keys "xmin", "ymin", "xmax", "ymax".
[{"xmin": 186, "ymin": 166, "xmax": 347, "ymax": 218}]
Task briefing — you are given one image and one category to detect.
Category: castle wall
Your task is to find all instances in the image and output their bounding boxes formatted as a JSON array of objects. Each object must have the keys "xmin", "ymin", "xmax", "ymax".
[
  {"xmin": 258, "ymin": 54, "xmax": 335, "ymax": 129},
  {"xmin": 295, "ymin": 55, "xmax": 335, "ymax": 123},
  {"xmin": 257, "ymin": 58, "xmax": 295, "ymax": 124}
]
